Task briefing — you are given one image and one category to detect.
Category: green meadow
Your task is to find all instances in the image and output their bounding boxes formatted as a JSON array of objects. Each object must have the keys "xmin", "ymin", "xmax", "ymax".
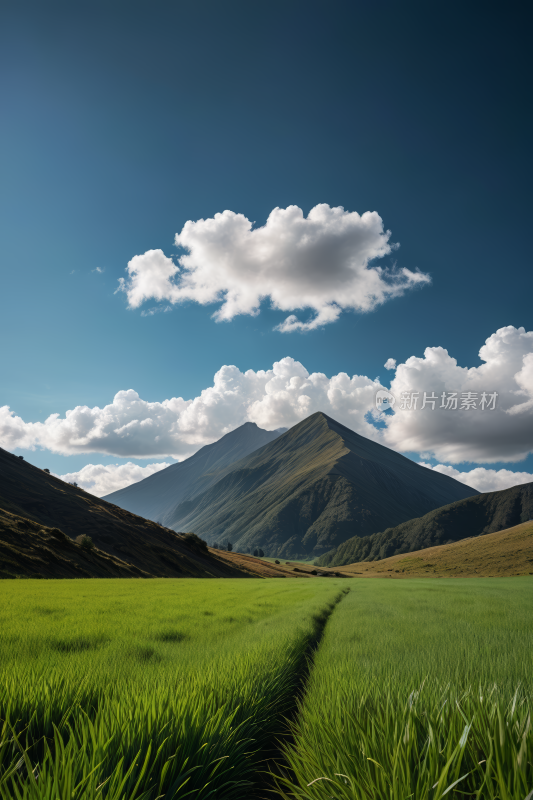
[
  {"xmin": 277, "ymin": 578, "xmax": 533, "ymax": 799},
  {"xmin": 0, "ymin": 579, "xmax": 345, "ymax": 799},
  {"xmin": 0, "ymin": 577, "xmax": 532, "ymax": 798}
]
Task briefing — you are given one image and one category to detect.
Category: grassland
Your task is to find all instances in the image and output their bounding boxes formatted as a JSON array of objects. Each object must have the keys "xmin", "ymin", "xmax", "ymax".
[
  {"xmin": 276, "ymin": 578, "xmax": 533, "ymax": 799},
  {"xmin": 2, "ymin": 576, "xmax": 532, "ymax": 798},
  {"xmin": 213, "ymin": 549, "xmax": 351, "ymax": 577},
  {"xmin": 339, "ymin": 520, "xmax": 533, "ymax": 579},
  {"xmin": 0, "ymin": 578, "xmax": 346, "ymax": 798}
]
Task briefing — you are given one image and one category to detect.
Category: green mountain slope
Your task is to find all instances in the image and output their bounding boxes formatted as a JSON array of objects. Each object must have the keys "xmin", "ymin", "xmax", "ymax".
[
  {"xmin": 316, "ymin": 481, "xmax": 533, "ymax": 567},
  {"xmin": 165, "ymin": 412, "xmax": 478, "ymax": 559},
  {"xmin": 0, "ymin": 506, "xmax": 150, "ymax": 579},
  {"xmin": 103, "ymin": 422, "xmax": 285, "ymax": 521},
  {"xmin": 0, "ymin": 447, "xmax": 249, "ymax": 578}
]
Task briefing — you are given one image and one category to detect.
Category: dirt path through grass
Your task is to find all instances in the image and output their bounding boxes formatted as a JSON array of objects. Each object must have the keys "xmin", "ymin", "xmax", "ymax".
[{"xmin": 257, "ymin": 587, "xmax": 350, "ymax": 798}]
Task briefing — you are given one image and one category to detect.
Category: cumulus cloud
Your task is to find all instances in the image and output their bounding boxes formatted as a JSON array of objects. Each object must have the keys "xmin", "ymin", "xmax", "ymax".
[
  {"xmin": 0, "ymin": 358, "xmax": 384, "ymax": 458},
  {"xmin": 419, "ymin": 462, "xmax": 533, "ymax": 493},
  {"xmin": 117, "ymin": 204, "xmax": 430, "ymax": 330},
  {"xmin": 1, "ymin": 326, "xmax": 532, "ymax": 465},
  {"xmin": 383, "ymin": 326, "xmax": 533, "ymax": 463},
  {"xmin": 384, "ymin": 358, "xmax": 397, "ymax": 370},
  {"xmin": 56, "ymin": 462, "xmax": 170, "ymax": 497}
]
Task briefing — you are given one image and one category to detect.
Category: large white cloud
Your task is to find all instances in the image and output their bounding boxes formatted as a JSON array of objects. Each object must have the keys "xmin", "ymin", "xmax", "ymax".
[
  {"xmin": 1, "ymin": 327, "xmax": 532, "ymax": 466},
  {"xmin": 383, "ymin": 326, "xmax": 533, "ymax": 463},
  {"xmin": 117, "ymin": 204, "xmax": 430, "ymax": 330},
  {"xmin": 419, "ymin": 463, "xmax": 532, "ymax": 493},
  {"xmin": 0, "ymin": 358, "xmax": 383, "ymax": 458},
  {"xmin": 56, "ymin": 462, "xmax": 170, "ymax": 497}
]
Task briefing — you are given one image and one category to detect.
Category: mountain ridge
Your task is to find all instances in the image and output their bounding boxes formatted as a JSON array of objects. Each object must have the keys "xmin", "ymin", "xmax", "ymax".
[
  {"xmin": 0, "ymin": 506, "xmax": 151, "ymax": 579},
  {"xmin": 338, "ymin": 520, "xmax": 533, "ymax": 579},
  {"xmin": 0, "ymin": 447, "xmax": 250, "ymax": 578},
  {"xmin": 316, "ymin": 481, "xmax": 533, "ymax": 567},
  {"xmin": 103, "ymin": 421, "xmax": 286, "ymax": 521},
  {"xmin": 164, "ymin": 412, "xmax": 478, "ymax": 558}
]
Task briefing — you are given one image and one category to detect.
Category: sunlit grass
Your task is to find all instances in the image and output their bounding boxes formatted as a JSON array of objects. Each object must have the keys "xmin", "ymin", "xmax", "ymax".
[
  {"xmin": 3, "ymin": 576, "xmax": 532, "ymax": 798},
  {"xmin": 0, "ymin": 578, "xmax": 346, "ymax": 799},
  {"xmin": 275, "ymin": 578, "xmax": 533, "ymax": 799}
]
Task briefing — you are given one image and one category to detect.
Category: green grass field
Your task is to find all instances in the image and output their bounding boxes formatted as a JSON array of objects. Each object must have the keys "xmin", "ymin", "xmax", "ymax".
[
  {"xmin": 0, "ymin": 578, "xmax": 345, "ymax": 799},
  {"xmin": 276, "ymin": 578, "xmax": 533, "ymax": 799},
  {"xmin": 0, "ymin": 577, "xmax": 532, "ymax": 799}
]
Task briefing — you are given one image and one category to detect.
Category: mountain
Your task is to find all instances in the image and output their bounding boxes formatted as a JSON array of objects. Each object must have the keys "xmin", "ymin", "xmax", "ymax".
[
  {"xmin": 316, "ymin": 481, "xmax": 533, "ymax": 567},
  {"xmin": 0, "ymin": 506, "xmax": 150, "ymax": 579},
  {"xmin": 338, "ymin": 520, "xmax": 533, "ymax": 579},
  {"xmin": 163, "ymin": 412, "xmax": 478, "ymax": 559},
  {"xmin": 0, "ymin": 447, "xmax": 249, "ymax": 578},
  {"xmin": 103, "ymin": 422, "xmax": 286, "ymax": 522}
]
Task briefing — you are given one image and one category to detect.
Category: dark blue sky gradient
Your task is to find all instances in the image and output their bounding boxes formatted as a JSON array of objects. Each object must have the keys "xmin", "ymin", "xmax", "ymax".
[{"xmin": 1, "ymin": 0, "xmax": 531, "ymax": 472}]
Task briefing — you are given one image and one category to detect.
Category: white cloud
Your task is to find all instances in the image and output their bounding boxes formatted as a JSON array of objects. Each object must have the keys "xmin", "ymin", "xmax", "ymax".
[
  {"xmin": 0, "ymin": 359, "xmax": 384, "ymax": 458},
  {"xmin": 384, "ymin": 358, "xmax": 397, "ymax": 370},
  {"xmin": 93, "ymin": 267, "xmax": 105, "ymax": 273},
  {"xmin": 117, "ymin": 204, "xmax": 430, "ymax": 330},
  {"xmin": 141, "ymin": 305, "xmax": 173, "ymax": 317},
  {"xmin": 419, "ymin": 462, "xmax": 533, "ymax": 493},
  {"xmin": 383, "ymin": 326, "xmax": 533, "ymax": 463},
  {"xmin": 1, "ymin": 326, "xmax": 532, "ymax": 465},
  {"xmin": 55, "ymin": 462, "xmax": 170, "ymax": 497},
  {"xmin": 507, "ymin": 353, "xmax": 533, "ymax": 415}
]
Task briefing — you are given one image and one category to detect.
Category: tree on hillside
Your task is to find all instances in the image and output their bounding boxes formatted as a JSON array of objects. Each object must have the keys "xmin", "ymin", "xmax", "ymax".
[
  {"xmin": 76, "ymin": 534, "xmax": 94, "ymax": 551},
  {"xmin": 227, "ymin": 541, "xmax": 233, "ymax": 551},
  {"xmin": 258, "ymin": 548, "xmax": 264, "ymax": 558},
  {"xmin": 253, "ymin": 549, "xmax": 258, "ymax": 557}
]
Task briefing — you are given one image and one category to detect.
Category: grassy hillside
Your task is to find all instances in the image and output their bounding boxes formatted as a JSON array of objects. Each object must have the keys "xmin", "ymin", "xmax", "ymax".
[
  {"xmin": 103, "ymin": 421, "xmax": 285, "ymax": 521},
  {"xmin": 0, "ymin": 447, "xmax": 248, "ymax": 578},
  {"xmin": 165, "ymin": 412, "xmax": 477, "ymax": 559},
  {"xmin": 212, "ymin": 548, "xmax": 352, "ymax": 578},
  {"xmin": 0, "ymin": 507, "xmax": 150, "ymax": 579},
  {"xmin": 340, "ymin": 520, "xmax": 533, "ymax": 578},
  {"xmin": 316, "ymin": 480, "xmax": 533, "ymax": 567}
]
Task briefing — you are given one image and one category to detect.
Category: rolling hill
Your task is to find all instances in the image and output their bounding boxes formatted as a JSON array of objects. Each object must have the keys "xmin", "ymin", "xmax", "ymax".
[
  {"xmin": 339, "ymin": 520, "xmax": 533, "ymax": 578},
  {"xmin": 162, "ymin": 412, "xmax": 477, "ymax": 559},
  {"xmin": 0, "ymin": 447, "xmax": 248, "ymax": 578},
  {"xmin": 0, "ymin": 506, "xmax": 151, "ymax": 579},
  {"xmin": 103, "ymin": 421, "xmax": 285, "ymax": 521},
  {"xmin": 316, "ymin": 481, "xmax": 533, "ymax": 567}
]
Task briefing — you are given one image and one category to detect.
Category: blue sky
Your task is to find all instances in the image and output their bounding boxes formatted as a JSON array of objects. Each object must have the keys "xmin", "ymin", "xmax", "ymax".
[{"xmin": 1, "ymin": 0, "xmax": 532, "ymax": 494}]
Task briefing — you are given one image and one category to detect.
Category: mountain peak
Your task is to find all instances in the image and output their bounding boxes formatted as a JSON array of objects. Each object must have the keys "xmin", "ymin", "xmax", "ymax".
[
  {"xmin": 164, "ymin": 412, "xmax": 477, "ymax": 558},
  {"xmin": 103, "ymin": 420, "xmax": 285, "ymax": 520}
]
